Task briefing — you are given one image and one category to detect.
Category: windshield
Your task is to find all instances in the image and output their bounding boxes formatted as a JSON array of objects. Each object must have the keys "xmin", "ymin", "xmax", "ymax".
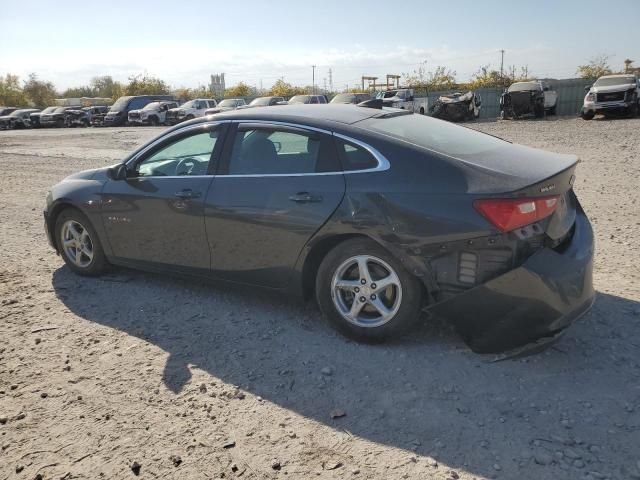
[
  {"xmin": 376, "ymin": 91, "xmax": 398, "ymax": 99},
  {"xmin": 109, "ymin": 97, "xmax": 131, "ymax": 112},
  {"xmin": 361, "ymin": 113, "xmax": 507, "ymax": 158},
  {"xmin": 218, "ymin": 99, "xmax": 237, "ymax": 108},
  {"xmin": 331, "ymin": 94, "xmax": 356, "ymax": 103},
  {"xmin": 9, "ymin": 109, "xmax": 28, "ymax": 117},
  {"xmin": 594, "ymin": 76, "xmax": 636, "ymax": 86},
  {"xmin": 508, "ymin": 82, "xmax": 540, "ymax": 92},
  {"xmin": 142, "ymin": 102, "xmax": 161, "ymax": 111},
  {"xmin": 180, "ymin": 100, "xmax": 196, "ymax": 109},
  {"xmin": 40, "ymin": 106, "xmax": 58, "ymax": 114},
  {"xmin": 53, "ymin": 107, "xmax": 68, "ymax": 113},
  {"xmin": 288, "ymin": 95, "xmax": 310, "ymax": 104},
  {"xmin": 249, "ymin": 97, "xmax": 272, "ymax": 106}
]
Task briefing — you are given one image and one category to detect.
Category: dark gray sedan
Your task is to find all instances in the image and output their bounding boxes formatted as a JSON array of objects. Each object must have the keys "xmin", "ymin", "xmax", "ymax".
[{"xmin": 44, "ymin": 105, "xmax": 594, "ymax": 353}]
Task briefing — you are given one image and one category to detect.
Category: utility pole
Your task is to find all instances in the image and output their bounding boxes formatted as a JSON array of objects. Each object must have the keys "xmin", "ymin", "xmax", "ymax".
[
  {"xmin": 500, "ymin": 49, "xmax": 505, "ymax": 85},
  {"xmin": 323, "ymin": 78, "xmax": 327, "ymax": 93},
  {"xmin": 328, "ymin": 68, "xmax": 333, "ymax": 92},
  {"xmin": 312, "ymin": 65, "xmax": 316, "ymax": 94}
]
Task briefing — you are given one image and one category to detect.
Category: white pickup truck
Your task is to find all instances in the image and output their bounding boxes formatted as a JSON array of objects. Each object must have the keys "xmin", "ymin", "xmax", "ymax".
[
  {"xmin": 581, "ymin": 74, "xmax": 639, "ymax": 120},
  {"xmin": 166, "ymin": 99, "xmax": 218, "ymax": 125},
  {"xmin": 377, "ymin": 89, "xmax": 429, "ymax": 114}
]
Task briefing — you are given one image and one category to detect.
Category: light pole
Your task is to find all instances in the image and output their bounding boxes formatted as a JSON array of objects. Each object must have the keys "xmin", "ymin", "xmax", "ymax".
[{"xmin": 312, "ymin": 65, "xmax": 316, "ymax": 94}]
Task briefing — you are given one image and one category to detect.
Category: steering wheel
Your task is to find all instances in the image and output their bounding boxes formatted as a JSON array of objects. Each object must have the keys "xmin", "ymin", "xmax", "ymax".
[{"xmin": 175, "ymin": 157, "xmax": 199, "ymax": 176}]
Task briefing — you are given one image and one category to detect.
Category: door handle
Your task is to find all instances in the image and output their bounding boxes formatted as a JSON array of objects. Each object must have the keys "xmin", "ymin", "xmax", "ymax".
[
  {"xmin": 288, "ymin": 192, "xmax": 323, "ymax": 203},
  {"xmin": 174, "ymin": 189, "xmax": 201, "ymax": 199}
]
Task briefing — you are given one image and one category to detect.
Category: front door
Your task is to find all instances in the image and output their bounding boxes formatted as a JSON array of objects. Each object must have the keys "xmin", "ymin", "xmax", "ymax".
[
  {"xmin": 205, "ymin": 122, "xmax": 345, "ymax": 288},
  {"xmin": 101, "ymin": 124, "xmax": 224, "ymax": 270}
]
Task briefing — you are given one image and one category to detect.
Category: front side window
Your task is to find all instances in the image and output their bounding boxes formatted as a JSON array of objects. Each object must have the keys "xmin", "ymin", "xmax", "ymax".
[
  {"xmin": 227, "ymin": 127, "xmax": 337, "ymax": 175},
  {"xmin": 136, "ymin": 130, "xmax": 218, "ymax": 177}
]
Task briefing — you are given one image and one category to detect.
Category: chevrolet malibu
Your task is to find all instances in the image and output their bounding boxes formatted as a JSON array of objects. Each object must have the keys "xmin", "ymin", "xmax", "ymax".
[{"xmin": 44, "ymin": 105, "xmax": 595, "ymax": 353}]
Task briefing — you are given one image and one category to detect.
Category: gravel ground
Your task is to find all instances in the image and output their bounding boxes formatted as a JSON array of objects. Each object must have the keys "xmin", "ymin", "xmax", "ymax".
[{"xmin": 1, "ymin": 118, "xmax": 639, "ymax": 480}]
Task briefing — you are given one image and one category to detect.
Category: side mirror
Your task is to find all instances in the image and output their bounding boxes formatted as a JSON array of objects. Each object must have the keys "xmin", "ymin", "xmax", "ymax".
[
  {"xmin": 108, "ymin": 163, "xmax": 129, "ymax": 181},
  {"xmin": 584, "ymin": 85, "xmax": 591, "ymax": 92}
]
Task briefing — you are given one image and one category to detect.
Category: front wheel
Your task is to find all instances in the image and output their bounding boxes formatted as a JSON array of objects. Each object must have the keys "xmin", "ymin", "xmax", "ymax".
[
  {"xmin": 55, "ymin": 208, "xmax": 108, "ymax": 276},
  {"xmin": 581, "ymin": 111, "xmax": 595, "ymax": 121},
  {"xmin": 316, "ymin": 238, "xmax": 423, "ymax": 342}
]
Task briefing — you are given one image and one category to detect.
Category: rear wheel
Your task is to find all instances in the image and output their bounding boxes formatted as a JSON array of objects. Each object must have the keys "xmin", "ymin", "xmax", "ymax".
[
  {"xmin": 55, "ymin": 208, "xmax": 107, "ymax": 276},
  {"xmin": 149, "ymin": 115, "xmax": 159, "ymax": 126},
  {"xmin": 534, "ymin": 104, "xmax": 545, "ymax": 118},
  {"xmin": 316, "ymin": 238, "xmax": 423, "ymax": 342},
  {"xmin": 549, "ymin": 105, "xmax": 557, "ymax": 116},
  {"xmin": 419, "ymin": 107, "xmax": 425, "ymax": 115}
]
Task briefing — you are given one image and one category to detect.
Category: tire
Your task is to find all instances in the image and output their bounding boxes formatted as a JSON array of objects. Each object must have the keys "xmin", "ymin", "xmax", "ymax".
[
  {"xmin": 315, "ymin": 238, "xmax": 423, "ymax": 342},
  {"xmin": 581, "ymin": 111, "xmax": 595, "ymax": 121},
  {"xmin": 149, "ymin": 116, "xmax": 159, "ymax": 126},
  {"xmin": 419, "ymin": 107, "xmax": 425, "ymax": 115},
  {"xmin": 628, "ymin": 98, "xmax": 638, "ymax": 118},
  {"xmin": 549, "ymin": 105, "xmax": 557, "ymax": 116},
  {"xmin": 54, "ymin": 208, "xmax": 108, "ymax": 276}
]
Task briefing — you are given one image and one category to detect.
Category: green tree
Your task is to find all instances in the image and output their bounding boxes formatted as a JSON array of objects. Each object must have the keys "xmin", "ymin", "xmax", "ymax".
[
  {"xmin": 224, "ymin": 82, "xmax": 252, "ymax": 97},
  {"xmin": 467, "ymin": 65, "xmax": 503, "ymax": 89},
  {"xmin": 22, "ymin": 73, "xmax": 57, "ymax": 106},
  {"xmin": 125, "ymin": 74, "xmax": 170, "ymax": 96},
  {"xmin": 91, "ymin": 75, "xmax": 124, "ymax": 99},
  {"xmin": 61, "ymin": 86, "xmax": 94, "ymax": 98},
  {"xmin": 577, "ymin": 54, "xmax": 612, "ymax": 80},
  {"xmin": 0, "ymin": 74, "xmax": 28, "ymax": 106},
  {"xmin": 404, "ymin": 64, "xmax": 457, "ymax": 91},
  {"xmin": 268, "ymin": 79, "xmax": 306, "ymax": 97}
]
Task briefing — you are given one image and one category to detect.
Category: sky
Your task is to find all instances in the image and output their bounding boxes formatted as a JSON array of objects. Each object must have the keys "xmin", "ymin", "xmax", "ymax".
[{"xmin": 1, "ymin": 0, "xmax": 638, "ymax": 91}]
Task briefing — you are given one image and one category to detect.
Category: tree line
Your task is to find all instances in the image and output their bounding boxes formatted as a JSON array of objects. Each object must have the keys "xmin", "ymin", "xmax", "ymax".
[{"xmin": 1, "ymin": 55, "xmax": 636, "ymax": 107}]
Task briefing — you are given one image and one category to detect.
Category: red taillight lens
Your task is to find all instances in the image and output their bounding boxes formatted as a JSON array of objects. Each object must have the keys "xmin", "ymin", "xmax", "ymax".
[{"xmin": 473, "ymin": 196, "xmax": 560, "ymax": 232}]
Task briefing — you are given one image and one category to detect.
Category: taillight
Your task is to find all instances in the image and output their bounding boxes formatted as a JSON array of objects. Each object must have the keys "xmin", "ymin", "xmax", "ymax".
[{"xmin": 473, "ymin": 196, "xmax": 560, "ymax": 232}]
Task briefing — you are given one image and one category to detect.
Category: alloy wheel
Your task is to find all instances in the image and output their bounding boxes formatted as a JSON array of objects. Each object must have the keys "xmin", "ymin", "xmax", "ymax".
[
  {"xmin": 331, "ymin": 255, "xmax": 402, "ymax": 328},
  {"xmin": 61, "ymin": 220, "xmax": 94, "ymax": 268}
]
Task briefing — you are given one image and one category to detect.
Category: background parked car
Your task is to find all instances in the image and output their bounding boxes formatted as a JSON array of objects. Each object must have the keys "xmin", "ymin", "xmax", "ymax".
[
  {"xmin": 30, "ymin": 106, "xmax": 58, "ymax": 128},
  {"xmin": 288, "ymin": 95, "xmax": 327, "ymax": 104},
  {"xmin": 0, "ymin": 108, "xmax": 40, "ymax": 129},
  {"xmin": 40, "ymin": 106, "xmax": 81, "ymax": 128},
  {"xmin": 204, "ymin": 98, "xmax": 247, "ymax": 115},
  {"xmin": 241, "ymin": 96, "xmax": 286, "ymax": 108},
  {"xmin": 500, "ymin": 81, "xmax": 557, "ymax": 119},
  {"xmin": 330, "ymin": 93, "xmax": 372, "ymax": 105},
  {"xmin": 376, "ymin": 89, "xmax": 429, "ymax": 114},
  {"xmin": 166, "ymin": 99, "xmax": 217, "ymax": 125},
  {"xmin": 430, "ymin": 91, "xmax": 482, "ymax": 122},
  {"xmin": 0, "ymin": 107, "xmax": 17, "ymax": 117},
  {"xmin": 103, "ymin": 95, "xmax": 176, "ymax": 126},
  {"xmin": 128, "ymin": 101, "xmax": 178, "ymax": 126},
  {"xmin": 581, "ymin": 74, "xmax": 639, "ymax": 120}
]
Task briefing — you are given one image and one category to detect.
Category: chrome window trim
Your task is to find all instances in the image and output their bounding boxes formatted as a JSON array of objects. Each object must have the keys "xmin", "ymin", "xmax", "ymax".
[{"xmin": 216, "ymin": 120, "xmax": 390, "ymax": 178}]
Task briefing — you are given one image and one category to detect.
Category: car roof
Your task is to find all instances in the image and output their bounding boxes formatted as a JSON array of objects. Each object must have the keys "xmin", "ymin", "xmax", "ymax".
[
  {"xmin": 196, "ymin": 104, "xmax": 385, "ymax": 126},
  {"xmin": 599, "ymin": 74, "xmax": 636, "ymax": 79}
]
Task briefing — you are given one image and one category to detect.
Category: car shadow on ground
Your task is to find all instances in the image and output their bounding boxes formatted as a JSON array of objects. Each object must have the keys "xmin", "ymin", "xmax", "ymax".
[{"xmin": 52, "ymin": 266, "xmax": 640, "ymax": 479}]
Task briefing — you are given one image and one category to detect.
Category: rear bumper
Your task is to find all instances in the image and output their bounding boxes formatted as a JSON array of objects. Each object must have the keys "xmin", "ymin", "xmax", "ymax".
[{"xmin": 427, "ymin": 207, "xmax": 595, "ymax": 353}]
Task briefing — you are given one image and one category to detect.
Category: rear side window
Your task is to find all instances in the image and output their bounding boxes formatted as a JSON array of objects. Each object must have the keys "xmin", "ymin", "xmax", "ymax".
[
  {"xmin": 335, "ymin": 139, "xmax": 378, "ymax": 171},
  {"xmin": 227, "ymin": 127, "xmax": 338, "ymax": 175}
]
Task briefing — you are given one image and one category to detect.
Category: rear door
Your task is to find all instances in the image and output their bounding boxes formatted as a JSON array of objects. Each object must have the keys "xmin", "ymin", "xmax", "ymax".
[{"xmin": 204, "ymin": 122, "xmax": 345, "ymax": 288}]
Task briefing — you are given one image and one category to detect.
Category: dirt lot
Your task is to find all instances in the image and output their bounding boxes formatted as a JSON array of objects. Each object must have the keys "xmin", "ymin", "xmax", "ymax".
[{"xmin": 1, "ymin": 118, "xmax": 639, "ymax": 480}]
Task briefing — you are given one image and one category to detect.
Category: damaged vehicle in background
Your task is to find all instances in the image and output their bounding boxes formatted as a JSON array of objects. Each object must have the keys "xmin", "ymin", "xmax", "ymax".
[
  {"xmin": 287, "ymin": 95, "xmax": 328, "ymax": 105},
  {"xmin": 43, "ymin": 104, "xmax": 594, "ymax": 355},
  {"xmin": 0, "ymin": 107, "xmax": 17, "ymax": 117},
  {"xmin": 430, "ymin": 91, "xmax": 481, "ymax": 122},
  {"xmin": 0, "ymin": 108, "xmax": 40, "ymax": 129},
  {"xmin": 581, "ymin": 74, "xmax": 639, "ymax": 120},
  {"xmin": 500, "ymin": 81, "xmax": 557, "ymax": 119},
  {"xmin": 128, "ymin": 101, "xmax": 179, "ymax": 126},
  {"xmin": 64, "ymin": 106, "xmax": 109, "ymax": 128},
  {"xmin": 166, "ymin": 99, "xmax": 217, "ymax": 125},
  {"xmin": 204, "ymin": 98, "xmax": 247, "ymax": 115},
  {"xmin": 40, "ymin": 106, "xmax": 83, "ymax": 128}
]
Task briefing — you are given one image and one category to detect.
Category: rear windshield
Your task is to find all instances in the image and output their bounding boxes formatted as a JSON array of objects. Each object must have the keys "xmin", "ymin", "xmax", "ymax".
[
  {"xmin": 594, "ymin": 76, "xmax": 636, "ymax": 86},
  {"xmin": 288, "ymin": 95, "xmax": 310, "ymax": 104},
  {"xmin": 330, "ymin": 94, "xmax": 356, "ymax": 103},
  {"xmin": 508, "ymin": 82, "xmax": 540, "ymax": 92},
  {"xmin": 360, "ymin": 114, "xmax": 507, "ymax": 157}
]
